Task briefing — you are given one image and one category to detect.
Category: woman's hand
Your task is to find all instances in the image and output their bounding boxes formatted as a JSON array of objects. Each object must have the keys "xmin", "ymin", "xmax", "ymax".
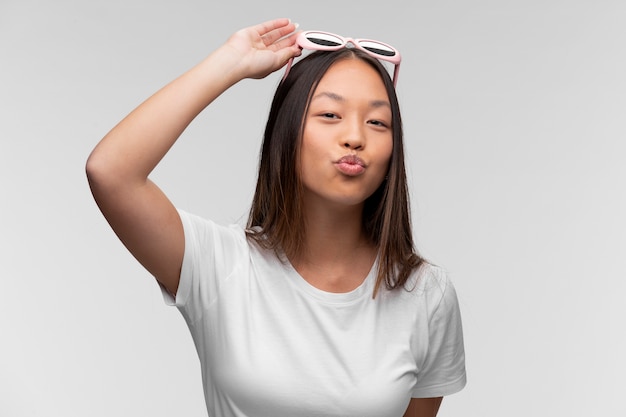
[{"xmin": 224, "ymin": 18, "xmax": 302, "ymax": 80}]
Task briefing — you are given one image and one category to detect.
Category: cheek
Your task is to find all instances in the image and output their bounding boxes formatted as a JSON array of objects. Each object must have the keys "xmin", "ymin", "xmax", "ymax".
[
  {"xmin": 298, "ymin": 138, "xmax": 320, "ymax": 183},
  {"xmin": 377, "ymin": 140, "xmax": 394, "ymax": 171},
  {"xmin": 300, "ymin": 132, "xmax": 328, "ymax": 167}
]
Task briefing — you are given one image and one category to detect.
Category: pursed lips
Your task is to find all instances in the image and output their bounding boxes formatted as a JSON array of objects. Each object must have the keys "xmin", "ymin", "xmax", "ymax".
[{"xmin": 334, "ymin": 154, "xmax": 367, "ymax": 176}]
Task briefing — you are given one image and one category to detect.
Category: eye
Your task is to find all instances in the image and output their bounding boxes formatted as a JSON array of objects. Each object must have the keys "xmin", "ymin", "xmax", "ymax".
[
  {"xmin": 321, "ymin": 112, "xmax": 339, "ymax": 119},
  {"xmin": 368, "ymin": 119, "xmax": 389, "ymax": 128}
]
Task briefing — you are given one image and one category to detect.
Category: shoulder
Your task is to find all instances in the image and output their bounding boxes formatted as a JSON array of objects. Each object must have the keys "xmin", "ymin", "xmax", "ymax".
[
  {"xmin": 178, "ymin": 210, "xmax": 248, "ymax": 253},
  {"xmin": 179, "ymin": 210, "xmax": 246, "ymax": 241},
  {"xmin": 177, "ymin": 209, "xmax": 251, "ymax": 275},
  {"xmin": 401, "ymin": 263, "xmax": 460, "ymax": 319},
  {"xmin": 405, "ymin": 263, "xmax": 451, "ymax": 297},
  {"xmin": 172, "ymin": 210, "xmax": 252, "ymax": 309}
]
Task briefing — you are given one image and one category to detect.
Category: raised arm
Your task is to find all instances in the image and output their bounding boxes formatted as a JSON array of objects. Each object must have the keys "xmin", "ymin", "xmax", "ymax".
[{"xmin": 85, "ymin": 19, "xmax": 300, "ymax": 296}]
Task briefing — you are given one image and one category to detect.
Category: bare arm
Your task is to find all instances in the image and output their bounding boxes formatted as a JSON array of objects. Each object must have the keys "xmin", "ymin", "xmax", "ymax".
[
  {"xmin": 403, "ymin": 397, "xmax": 443, "ymax": 417},
  {"xmin": 86, "ymin": 19, "xmax": 300, "ymax": 296}
]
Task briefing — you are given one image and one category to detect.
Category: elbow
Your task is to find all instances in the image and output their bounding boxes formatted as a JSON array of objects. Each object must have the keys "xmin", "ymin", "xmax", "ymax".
[
  {"xmin": 85, "ymin": 148, "xmax": 108, "ymax": 189},
  {"xmin": 85, "ymin": 146, "xmax": 146, "ymax": 198},
  {"xmin": 86, "ymin": 151, "xmax": 110, "ymax": 204},
  {"xmin": 85, "ymin": 147, "xmax": 126, "ymax": 194}
]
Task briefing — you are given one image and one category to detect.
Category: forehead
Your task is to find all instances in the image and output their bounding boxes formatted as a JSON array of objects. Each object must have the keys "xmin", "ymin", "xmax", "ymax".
[{"xmin": 313, "ymin": 58, "xmax": 390, "ymax": 101}]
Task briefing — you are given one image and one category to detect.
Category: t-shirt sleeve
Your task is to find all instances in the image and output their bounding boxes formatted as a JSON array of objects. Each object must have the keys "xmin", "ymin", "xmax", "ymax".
[
  {"xmin": 412, "ymin": 268, "xmax": 467, "ymax": 398},
  {"xmin": 160, "ymin": 210, "xmax": 248, "ymax": 323}
]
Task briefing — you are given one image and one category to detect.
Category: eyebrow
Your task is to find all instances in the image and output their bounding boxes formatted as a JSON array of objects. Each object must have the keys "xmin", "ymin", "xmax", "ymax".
[{"xmin": 312, "ymin": 91, "xmax": 391, "ymax": 109}]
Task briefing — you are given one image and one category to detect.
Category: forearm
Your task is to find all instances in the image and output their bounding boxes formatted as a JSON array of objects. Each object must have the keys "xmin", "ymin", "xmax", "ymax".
[{"xmin": 86, "ymin": 45, "xmax": 245, "ymax": 186}]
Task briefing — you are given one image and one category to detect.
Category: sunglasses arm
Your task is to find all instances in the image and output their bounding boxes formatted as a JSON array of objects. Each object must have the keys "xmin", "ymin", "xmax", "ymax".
[
  {"xmin": 392, "ymin": 64, "xmax": 400, "ymax": 87},
  {"xmin": 281, "ymin": 57, "xmax": 295, "ymax": 83}
]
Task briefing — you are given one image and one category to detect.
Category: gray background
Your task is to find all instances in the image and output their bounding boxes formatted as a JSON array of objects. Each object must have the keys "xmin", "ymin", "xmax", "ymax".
[{"xmin": 1, "ymin": 0, "xmax": 625, "ymax": 416}]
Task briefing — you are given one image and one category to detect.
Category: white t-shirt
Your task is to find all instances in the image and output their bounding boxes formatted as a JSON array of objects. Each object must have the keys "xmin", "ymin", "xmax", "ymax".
[{"xmin": 162, "ymin": 210, "xmax": 466, "ymax": 417}]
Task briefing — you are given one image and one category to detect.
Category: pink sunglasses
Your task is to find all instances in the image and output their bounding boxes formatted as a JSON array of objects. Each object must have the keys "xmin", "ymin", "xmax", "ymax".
[{"xmin": 282, "ymin": 30, "xmax": 402, "ymax": 86}]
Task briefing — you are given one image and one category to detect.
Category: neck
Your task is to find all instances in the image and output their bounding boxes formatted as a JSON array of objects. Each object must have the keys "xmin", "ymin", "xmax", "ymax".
[{"xmin": 290, "ymin": 200, "xmax": 377, "ymax": 293}]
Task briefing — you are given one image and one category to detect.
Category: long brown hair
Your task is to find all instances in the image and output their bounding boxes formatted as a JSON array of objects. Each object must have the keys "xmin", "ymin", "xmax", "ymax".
[{"xmin": 247, "ymin": 49, "xmax": 425, "ymax": 297}]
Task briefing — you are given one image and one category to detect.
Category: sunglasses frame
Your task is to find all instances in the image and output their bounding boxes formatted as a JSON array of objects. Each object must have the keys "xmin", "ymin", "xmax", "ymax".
[{"xmin": 282, "ymin": 30, "xmax": 402, "ymax": 86}]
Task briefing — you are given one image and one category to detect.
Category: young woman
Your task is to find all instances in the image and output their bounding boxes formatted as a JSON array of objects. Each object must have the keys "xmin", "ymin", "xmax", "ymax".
[{"xmin": 86, "ymin": 18, "xmax": 466, "ymax": 417}]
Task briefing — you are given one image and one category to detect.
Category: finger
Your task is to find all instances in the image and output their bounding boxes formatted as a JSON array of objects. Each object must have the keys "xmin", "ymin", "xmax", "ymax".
[
  {"xmin": 276, "ymin": 44, "xmax": 303, "ymax": 69},
  {"xmin": 252, "ymin": 18, "xmax": 293, "ymax": 38},
  {"xmin": 261, "ymin": 22, "xmax": 298, "ymax": 46},
  {"xmin": 268, "ymin": 30, "xmax": 300, "ymax": 52}
]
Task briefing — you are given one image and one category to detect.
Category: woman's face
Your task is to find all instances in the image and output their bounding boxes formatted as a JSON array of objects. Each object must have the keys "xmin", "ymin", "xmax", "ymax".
[{"xmin": 299, "ymin": 58, "xmax": 393, "ymax": 209}]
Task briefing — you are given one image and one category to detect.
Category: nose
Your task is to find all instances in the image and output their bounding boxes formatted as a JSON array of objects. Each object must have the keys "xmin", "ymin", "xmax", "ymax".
[{"xmin": 342, "ymin": 118, "xmax": 364, "ymax": 150}]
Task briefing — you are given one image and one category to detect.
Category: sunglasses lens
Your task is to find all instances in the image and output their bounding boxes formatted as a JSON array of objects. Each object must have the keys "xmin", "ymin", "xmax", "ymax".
[
  {"xmin": 305, "ymin": 32, "xmax": 343, "ymax": 47},
  {"xmin": 358, "ymin": 40, "xmax": 396, "ymax": 57}
]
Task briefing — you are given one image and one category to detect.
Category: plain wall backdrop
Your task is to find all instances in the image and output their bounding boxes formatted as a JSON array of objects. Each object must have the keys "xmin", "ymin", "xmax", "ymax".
[{"xmin": 1, "ymin": 0, "xmax": 625, "ymax": 416}]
